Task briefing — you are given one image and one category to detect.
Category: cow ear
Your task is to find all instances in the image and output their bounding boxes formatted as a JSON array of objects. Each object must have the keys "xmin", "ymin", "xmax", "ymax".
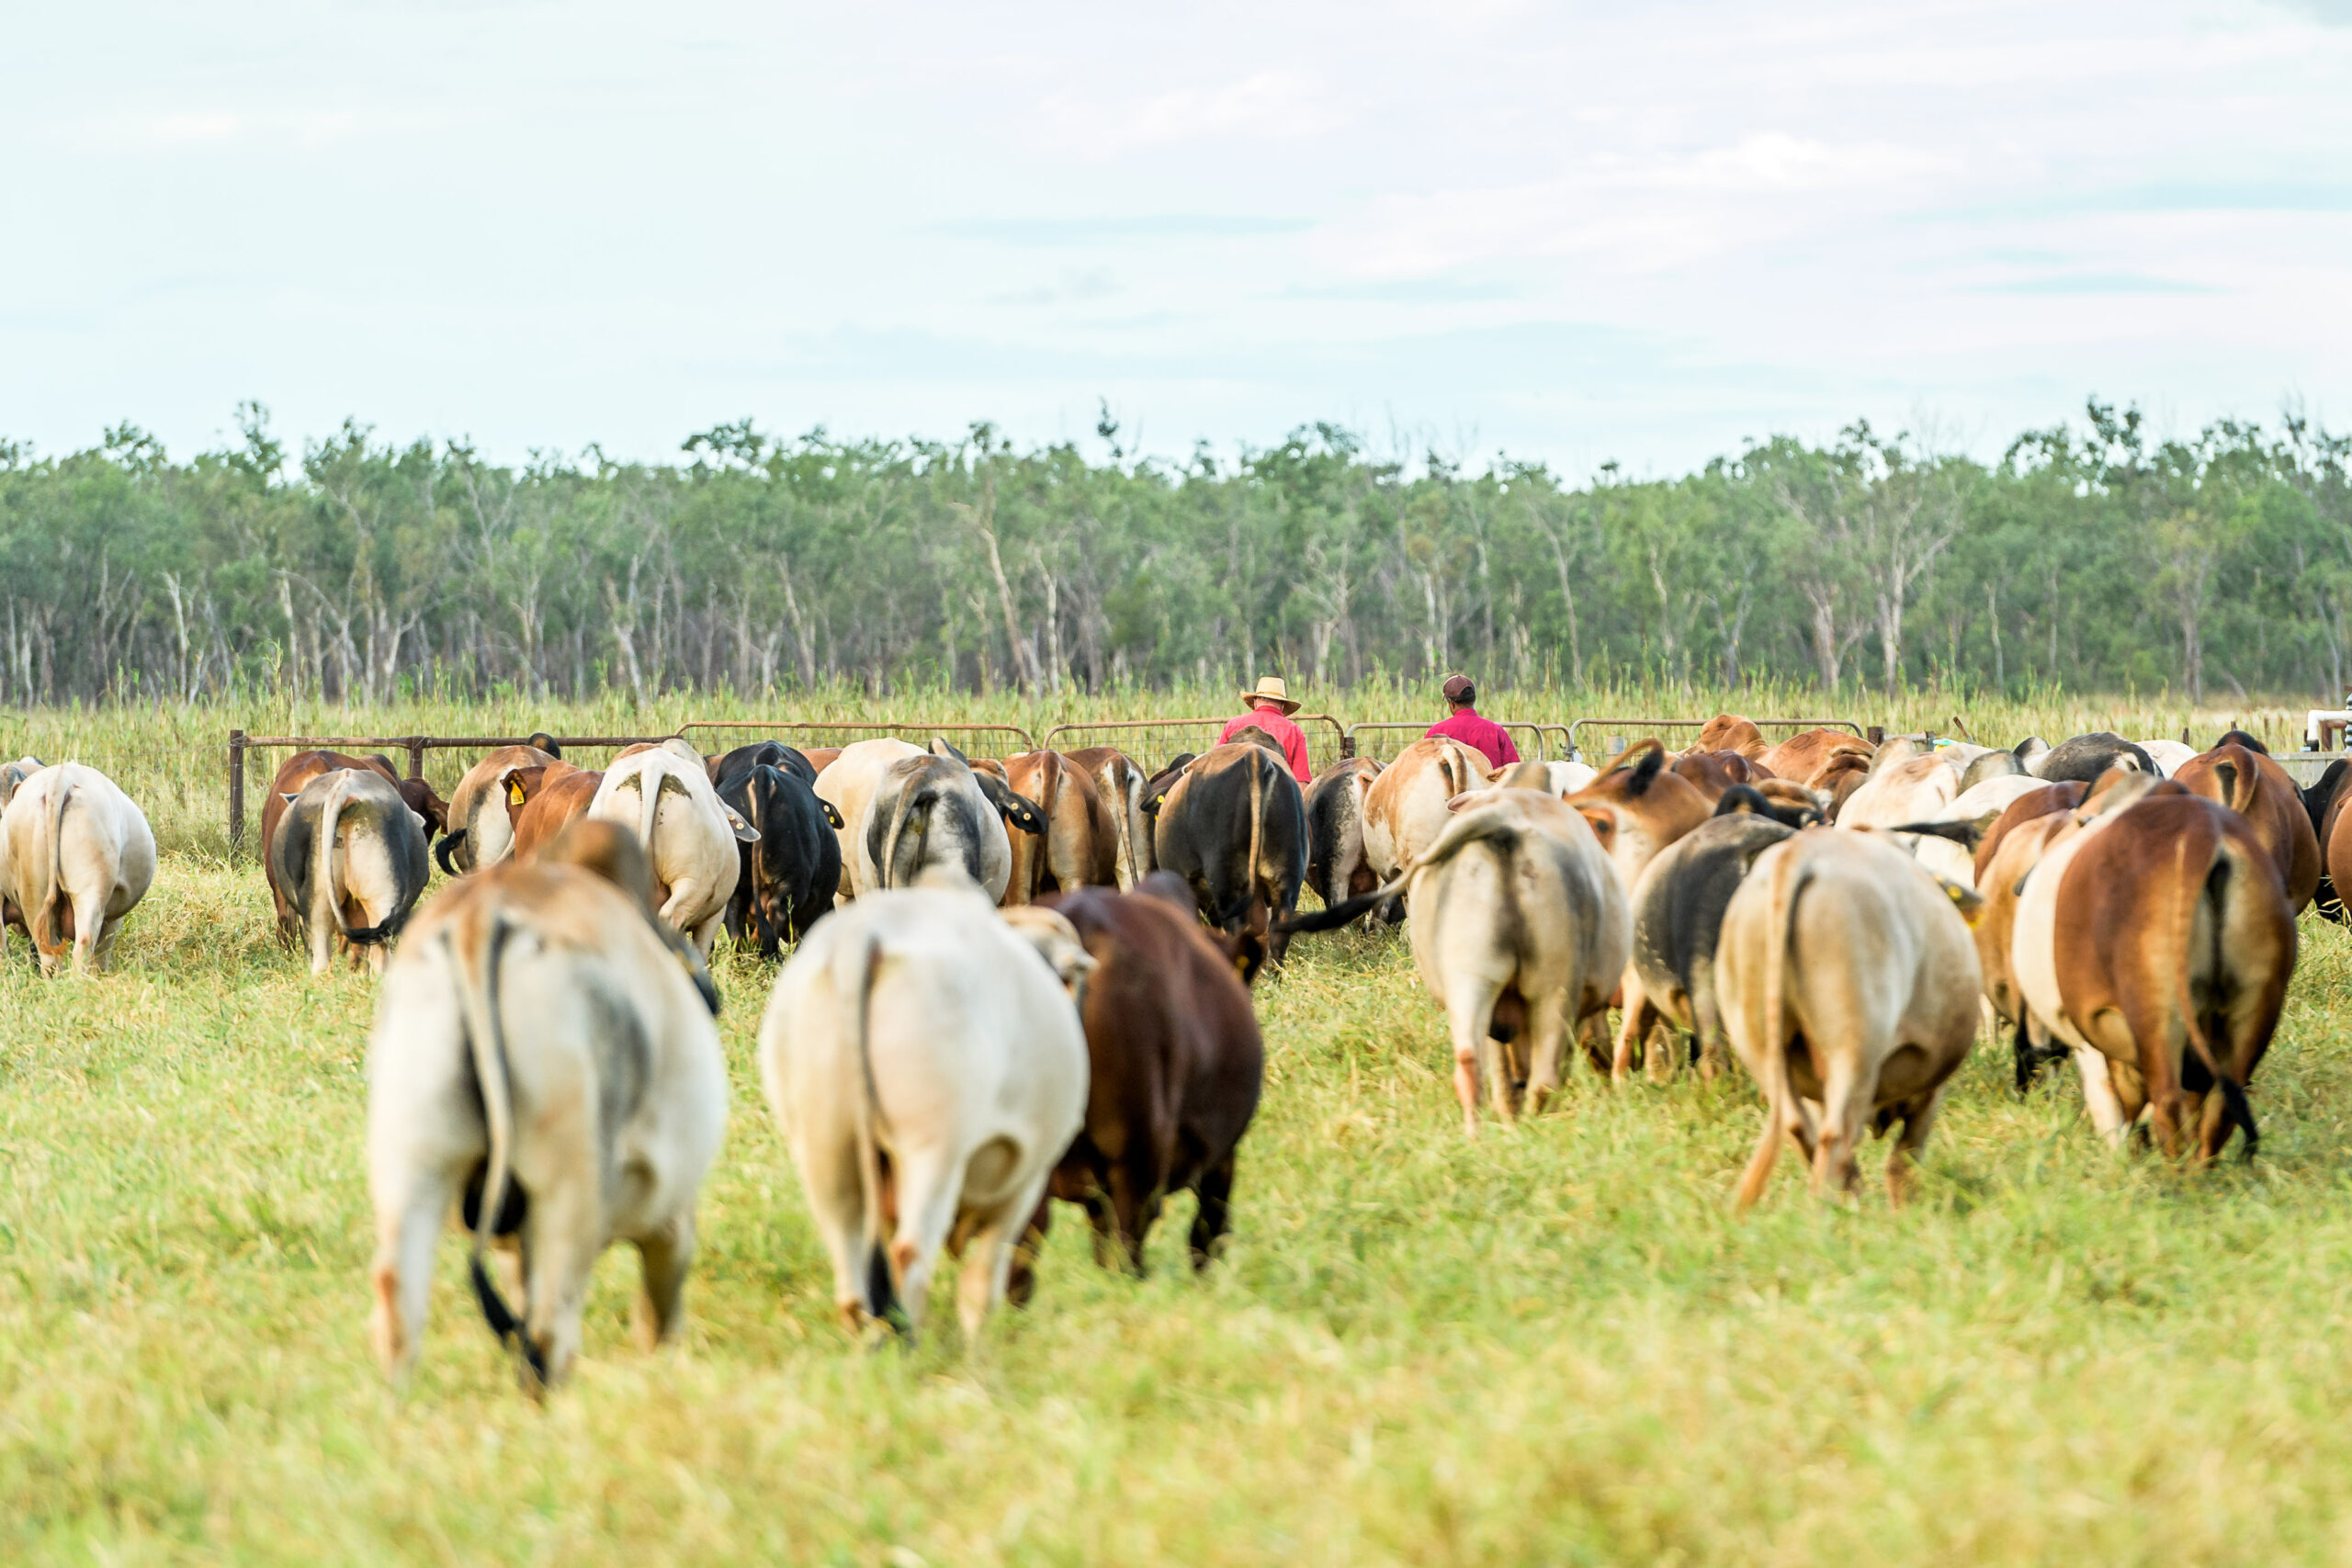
[
  {"xmin": 281, "ymin": 793, "xmax": 300, "ymax": 805},
  {"xmin": 820, "ymin": 799, "xmax": 845, "ymax": 829},
  {"xmin": 721, "ymin": 803, "xmax": 761, "ymax": 842},
  {"xmin": 931, "ymin": 736, "xmax": 971, "ymax": 765},
  {"xmin": 1939, "ymin": 877, "xmax": 1985, "ymax": 925},
  {"xmin": 1577, "ymin": 807, "xmax": 1613, "ymax": 840},
  {"xmin": 1445, "ymin": 791, "xmax": 1480, "ymax": 812}
]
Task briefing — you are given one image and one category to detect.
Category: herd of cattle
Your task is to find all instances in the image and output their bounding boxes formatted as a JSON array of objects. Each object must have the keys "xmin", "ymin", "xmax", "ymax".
[{"xmin": 0, "ymin": 713, "xmax": 2339, "ymax": 1393}]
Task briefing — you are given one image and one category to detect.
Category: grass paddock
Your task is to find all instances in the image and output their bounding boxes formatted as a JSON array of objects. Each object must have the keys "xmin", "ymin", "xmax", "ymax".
[
  {"xmin": 7, "ymin": 854, "xmax": 2352, "ymax": 1564},
  {"xmin": 6, "ymin": 688, "xmax": 2352, "ymax": 1563}
]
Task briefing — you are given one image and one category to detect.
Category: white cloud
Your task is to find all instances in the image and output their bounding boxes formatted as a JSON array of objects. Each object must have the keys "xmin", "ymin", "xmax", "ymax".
[{"xmin": 1038, "ymin": 71, "xmax": 1346, "ymax": 157}]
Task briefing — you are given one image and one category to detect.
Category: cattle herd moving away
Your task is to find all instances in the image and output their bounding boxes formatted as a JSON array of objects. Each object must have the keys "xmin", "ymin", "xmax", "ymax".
[{"xmin": 0, "ymin": 713, "xmax": 2335, "ymax": 1394}]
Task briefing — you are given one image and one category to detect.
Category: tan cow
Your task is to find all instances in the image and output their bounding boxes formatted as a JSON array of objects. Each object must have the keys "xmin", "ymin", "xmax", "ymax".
[
  {"xmin": 1062, "ymin": 745, "xmax": 1155, "ymax": 889},
  {"xmin": 1362, "ymin": 736, "xmax": 1489, "ymax": 886},
  {"xmin": 1757, "ymin": 728, "xmax": 1871, "ymax": 789},
  {"xmin": 2172, "ymin": 738, "xmax": 2321, "ymax": 913},
  {"xmin": 503, "ymin": 761, "xmax": 604, "ymax": 861},
  {"xmin": 1717, "ymin": 828, "xmax": 1982, "ymax": 1208},
  {"xmin": 436, "ymin": 741, "xmax": 562, "ymax": 874},
  {"xmin": 1696, "ymin": 715, "xmax": 1768, "ymax": 759},
  {"xmin": 980, "ymin": 751, "xmax": 1116, "ymax": 905},
  {"xmin": 1280, "ymin": 790, "xmax": 1628, "ymax": 1135},
  {"xmin": 2012, "ymin": 786, "xmax": 2294, "ymax": 1158},
  {"xmin": 365, "ymin": 821, "xmax": 727, "ymax": 1392},
  {"xmin": 0, "ymin": 762, "xmax": 157, "ymax": 976}
]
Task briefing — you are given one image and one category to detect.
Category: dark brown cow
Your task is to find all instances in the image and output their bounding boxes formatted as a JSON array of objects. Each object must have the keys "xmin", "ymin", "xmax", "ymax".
[
  {"xmin": 260, "ymin": 750, "xmax": 447, "ymax": 941},
  {"xmin": 503, "ymin": 762, "xmax": 605, "ymax": 862},
  {"xmin": 2173, "ymin": 739, "xmax": 2321, "ymax": 913},
  {"xmin": 1008, "ymin": 877, "xmax": 1263, "ymax": 1280},
  {"xmin": 1560, "ymin": 740, "xmax": 1713, "ymax": 897}
]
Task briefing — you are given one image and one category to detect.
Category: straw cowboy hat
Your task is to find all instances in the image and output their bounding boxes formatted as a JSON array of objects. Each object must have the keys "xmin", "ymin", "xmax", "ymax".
[{"xmin": 1240, "ymin": 674, "xmax": 1302, "ymax": 714}]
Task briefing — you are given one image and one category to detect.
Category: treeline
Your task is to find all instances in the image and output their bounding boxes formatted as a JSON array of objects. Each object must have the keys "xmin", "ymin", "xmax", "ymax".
[{"xmin": 4, "ymin": 400, "xmax": 2349, "ymax": 708}]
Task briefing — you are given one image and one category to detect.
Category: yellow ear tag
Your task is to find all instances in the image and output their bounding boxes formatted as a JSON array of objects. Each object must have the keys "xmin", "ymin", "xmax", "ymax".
[
  {"xmin": 508, "ymin": 780, "xmax": 526, "ymax": 805},
  {"xmin": 1948, "ymin": 884, "xmax": 1982, "ymax": 927}
]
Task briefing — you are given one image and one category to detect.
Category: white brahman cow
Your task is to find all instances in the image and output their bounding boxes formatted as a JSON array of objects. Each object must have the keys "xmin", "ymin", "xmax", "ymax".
[
  {"xmin": 366, "ymin": 820, "xmax": 727, "ymax": 1393},
  {"xmin": 759, "ymin": 872, "xmax": 1090, "ymax": 1343},
  {"xmin": 0, "ymin": 761, "xmax": 156, "ymax": 976}
]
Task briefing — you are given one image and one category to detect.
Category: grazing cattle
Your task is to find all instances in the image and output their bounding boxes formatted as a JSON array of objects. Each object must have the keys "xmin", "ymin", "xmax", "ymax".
[
  {"xmin": 366, "ymin": 820, "xmax": 727, "ymax": 1391},
  {"xmin": 2012, "ymin": 788, "xmax": 2293, "ymax": 1158},
  {"xmin": 2134, "ymin": 739, "xmax": 2198, "ymax": 777},
  {"xmin": 854, "ymin": 739, "xmax": 1044, "ymax": 902},
  {"xmin": 1486, "ymin": 759, "xmax": 1598, "ymax": 796},
  {"xmin": 503, "ymin": 762, "xmax": 604, "ymax": 862},
  {"xmin": 587, "ymin": 739, "xmax": 756, "ymax": 956},
  {"xmin": 816, "ymin": 738, "xmax": 922, "ymax": 898},
  {"xmin": 1696, "ymin": 714, "xmax": 1768, "ymax": 759},
  {"xmin": 1614, "ymin": 807, "xmax": 1796, "ymax": 1081},
  {"xmin": 987, "ymin": 751, "xmax": 1116, "ymax": 905},
  {"xmin": 1303, "ymin": 755, "xmax": 1383, "ymax": 911},
  {"xmin": 1757, "ymin": 728, "xmax": 1870, "ymax": 788},
  {"xmin": 1013, "ymin": 884, "xmax": 1263, "ymax": 1274},
  {"xmin": 1062, "ymin": 746, "xmax": 1155, "ymax": 889},
  {"xmin": 1717, "ymin": 828, "xmax": 1982, "ymax": 1208},
  {"xmin": 1668, "ymin": 749, "xmax": 1766, "ymax": 803},
  {"xmin": 713, "ymin": 748, "xmax": 842, "ymax": 956},
  {"xmin": 1886, "ymin": 773, "xmax": 2052, "ymax": 887},
  {"xmin": 1148, "ymin": 742, "xmax": 1309, "ymax": 977},
  {"xmin": 270, "ymin": 767, "xmax": 431, "ymax": 976},
  {"xmin": 0, "ymin": 762, "xmax": 156, "ymax": 976},
  {"xmin": 259, "ymin": 750, "xmax": 446, "ymax": 934},
  {"xmin": 1558, "ymin": 740, "xmax": 1713, "ymax": 898},
  {"xmin": 1957, "ymin": 748, "xmax": 2028, "ymax": 793},
  {"xmin": 1963, "ymin": 783, "xmax": 2089, "ymax": 1090},
  {"xmin": 2031, "ymin": 732, "xmax": 2155, "ymax": 785},
  {"xmin": 1283, "ymin": 790, "xmax": 1628, "ymax": 1134},
  {"xmin": 1363, "ymin": 736, "xmax": 1488, "ymax": 885},
  {"xmin": 2173, "ymin": 739, "xmax": 2321, "ymax": 913},
  {"xmin": 437, "ymin": 740, "xmax": 563, "ymax": 874},
  {"xmin": 1836, "ymin": 750, "xmax": 1960, "ymax": 832},
  {"xmin": 759, "ymin": 878, "xmax": 1091, "ymax": 1342},
  {"xmin": 707, "ymin": 739, "xmax": 820, "ymax": 789}
]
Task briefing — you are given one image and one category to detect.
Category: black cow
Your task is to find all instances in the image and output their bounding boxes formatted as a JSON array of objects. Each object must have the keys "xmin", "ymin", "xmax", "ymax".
[
  {"xmin": 713, "ymin": 749, "xmax": 843, "ymax": 957},
  {"xmin": 1303, "ymin": 756, "xmax": 1382, "ymax": 910},
  {"xmin": 708, "ymin": 739, "xmax": 819, "ymax": 790},
  {"xmin": 1617, "ymin": 808, "xmax": 1797, "ymax": 1079},
  {"xmin": 2034, "ymin": 731, "xmax": 2156, "ymax": 785},
  {"xmin": 1144, "ymin": 741, "xmax": 1307, "ymax": 980}
]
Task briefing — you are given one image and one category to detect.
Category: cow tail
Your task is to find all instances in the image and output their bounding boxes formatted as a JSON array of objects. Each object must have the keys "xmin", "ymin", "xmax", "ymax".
[
  {"xmin": 2171, "ymin": 823, "xmax": 2258, "ymax": 1158},
  {"xmin": 1033, "ymin": 752, "xmax": 1061, "ymax": 899},
  {"xmin": 837, "ymin": 929, "xmax": 903, "ymax": 1326},
  {"xmin": 1247, "ymin": 750, "xmax": 1268, "ymax": 916},
  {"xmin": 40, "ymin": 772, "xmax": 74, "ymax": 953},
  {"xmin": 1105, "ymin": 760, "xmax": 1140, "ymax": 890},
  {"xmin": 451, "ymin": 917, "xmax": 548, "ymax": 1384},
  {"xmin": 1754, "ymin": 848, "xmax": 1813, "ymax": 1190},
  {"xmin": 314, "ymin": 772, "xmax": 356, "ymax": 943},
  {"xmin": 636, "ymin": 769, "xmax": 662, "ymax": 859},
  {"xmin": 1275, "ymin": 807, "xmax": 1512, "ymax": 934},
  {"xmin": 434, "ymin": 829, "xmax": 467, "ymax": 876}
]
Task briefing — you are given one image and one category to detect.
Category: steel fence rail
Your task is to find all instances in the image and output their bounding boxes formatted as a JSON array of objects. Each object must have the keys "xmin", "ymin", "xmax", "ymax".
[
  {"xmin": 1561, "ymin": 716, "xmax": 1864, "ymax": 761},
  {"xmin": 676, "ymin": 718, "xmax": 1037, "ymax": 755},
  {"xmin": 1039, "ymin": 714, "xmax": 1349, "ymax": 773},
  {"xmin": 1341, "ymin": 719, "xmax": 1549, "ymax": 764}
]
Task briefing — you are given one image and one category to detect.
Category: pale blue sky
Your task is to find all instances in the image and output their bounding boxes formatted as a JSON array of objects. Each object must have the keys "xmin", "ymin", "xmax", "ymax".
[{"xmin": 6, "ymin": 1, "xmax": 2349, "ymax": 474}]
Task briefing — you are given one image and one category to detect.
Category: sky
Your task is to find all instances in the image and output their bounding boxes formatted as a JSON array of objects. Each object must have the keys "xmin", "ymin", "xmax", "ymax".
[{"xmin": 6, "ymin": 1, "xmax": 2351, "ymax": 477}]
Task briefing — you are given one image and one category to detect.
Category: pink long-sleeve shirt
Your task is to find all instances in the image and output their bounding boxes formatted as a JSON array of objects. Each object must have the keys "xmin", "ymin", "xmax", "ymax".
[
  {"xmin": 1425, "ymin": 707, "xmax": 1521, "ymax": 771},
  {"xmin": 1219, "ymin": 704, "xmax": 1313, "ymax": 782}
]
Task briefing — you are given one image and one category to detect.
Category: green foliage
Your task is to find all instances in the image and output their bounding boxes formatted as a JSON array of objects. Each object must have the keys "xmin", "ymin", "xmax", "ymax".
[{"xmin": 4, "ymin": 401, "xmax": 2350, "ymax": 707}]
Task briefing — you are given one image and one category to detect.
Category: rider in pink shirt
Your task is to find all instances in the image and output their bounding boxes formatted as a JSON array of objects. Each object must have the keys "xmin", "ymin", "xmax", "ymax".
[
  {"xmin": 1220, "ymin": 675, "xmax": 1313, "ymax": 782},
  {"xmin": 1424, "ymin": 673, "xmax": 1520, "ymax": 771}
]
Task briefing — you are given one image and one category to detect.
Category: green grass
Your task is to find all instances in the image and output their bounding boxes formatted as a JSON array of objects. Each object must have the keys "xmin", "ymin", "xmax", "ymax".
[{"xmin": 10, "ymin": 842, "xmax": 2352, "ymax": 1564}]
